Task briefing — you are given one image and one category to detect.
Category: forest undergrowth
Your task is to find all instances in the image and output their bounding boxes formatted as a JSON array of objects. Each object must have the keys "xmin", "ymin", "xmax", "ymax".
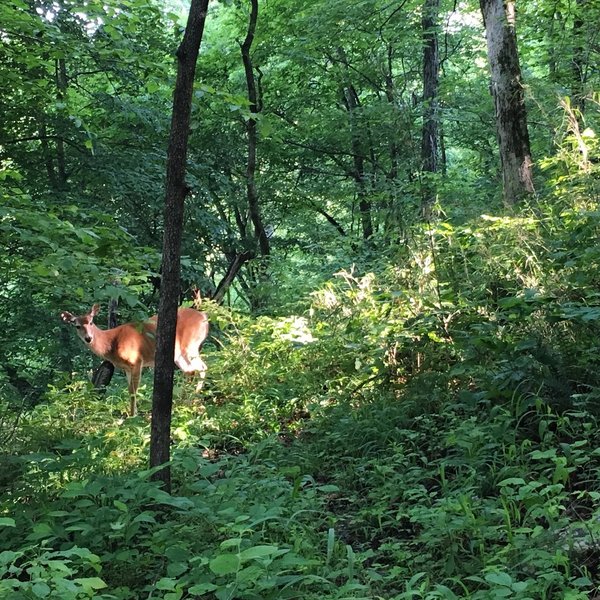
[
  {"xmin": 3, "ymin": 0, "xmax": 600, "ymax": 596},
  {"xmin": 3, "ymin": 192, "xmax": 600, "ymax": 599}
]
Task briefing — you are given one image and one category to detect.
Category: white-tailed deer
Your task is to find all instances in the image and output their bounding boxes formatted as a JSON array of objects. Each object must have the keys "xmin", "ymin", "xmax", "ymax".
[{"xmin": 60, "ymin": 304, "xmax": 209, "ymax": 416}]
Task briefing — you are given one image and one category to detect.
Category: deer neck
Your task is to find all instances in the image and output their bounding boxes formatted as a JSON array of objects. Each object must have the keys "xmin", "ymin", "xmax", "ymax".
[{"xmin": 88, "ymin": 325, "xmax": 115, "ymax": 360}]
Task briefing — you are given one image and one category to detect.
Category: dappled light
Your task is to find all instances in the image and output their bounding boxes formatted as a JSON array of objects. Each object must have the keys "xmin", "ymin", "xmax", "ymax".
[{"xmin": 1, "ymin": 0, "xmax": 600, "ymax": 597}]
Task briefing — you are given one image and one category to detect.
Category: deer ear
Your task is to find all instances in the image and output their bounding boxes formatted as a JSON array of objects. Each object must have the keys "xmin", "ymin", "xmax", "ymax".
[
  {"xmin": 90, "ymin": 304, "xmax": 100, "ymax": 318},
  {"xmin": 60, "ymin": 311, "xmax": 75, "ymax": 323}
]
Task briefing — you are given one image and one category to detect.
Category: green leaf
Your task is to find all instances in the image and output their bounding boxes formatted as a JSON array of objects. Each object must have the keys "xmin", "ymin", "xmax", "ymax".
[
  {"xmin": 485, "ymin": 571, "xmax": 512, "ymax": 587},
  {"xmin": 155, "ymin": 577, "xmax": 177, "ymax": 591},
  {"xmin": 0, "ymin": 550, "xmax": 21, "ymax": 565},
  {"xmin": 146, "ymin": 80, "xmax": 161, "ymax": 93},
  {"xmin": 531, "ymin": 449, "xmax": 557, "ymax": 459},
  {"xmin": 78, "ymin": 578, "xmax": 107, "ymax": 591},
  {"xmin": 209, "ymin": 554, "xmax": 239, "ymax": 575},
  {"xmin": 132, "ymin": 512, "xmax": 157, "ymax": 524},
  {"xmin": 498, "ymin": 477, "xmax": 526, "ymax": 487},
  {"xmin": 238, "ymin": 545, "xmax": 279, "ymax": 561},
  {"xmin": 148, "ymin": 490, "xmax": 194, "ymax": 509},
  {"xmin": 511, "ymin": 581, "xmax": 529, "ymax": 592},
  {"xmin": 31, "ymin": 522, "xmax": 53, "ymax": 537},
  {"xmin": 167, "ymin": 561, "xmax": 188, "ymax": 577},
  {"xmin": 165, "ymin": 546, "xmax": 189, "ymax": 562},
  {"xmin": 316, "ymin": 484, "xmax": 340, "ymax": 493},
  {"xmin": 0, "ymin": 518, "xmax": 16, "ymax": 527},
  {"xmin": 188, "ymin": 582, "xmax": 218, "ymax": 595},
  {"xmin": 31, "ymin": 581, "xmax": 51, "ymax": 598},
  {"xmin": 113, "ymin": 500, "xmax": 128, "ymax": 512}
]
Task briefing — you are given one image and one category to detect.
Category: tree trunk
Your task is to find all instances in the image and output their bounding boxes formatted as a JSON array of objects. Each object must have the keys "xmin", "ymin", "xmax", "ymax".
[
  {"xmin": 150, "ymin": 0, "xmax": 210, "ymax": 492},
  {"xmin": 341, "ymin": 76, "xmax": 373, "ymax": 240},
  {"xmin": 55, "ymin": 58, "xmax": 68, "ymax": 190},
  {"xmin": 212, "ymin": 251, "xmax": 253, "ymax": 304},
  {"xmin": 241, "ymin": 0, "xmax": 270, "ymax": 258},
  {"xmin": 382, "ymin": 43, "xmax": 404, "ymax": 237},
  {"xmin": 311, "ymin": 203, "xmax": 347, "ymax": 237},
  {"xmin": 421, "ymin": 0, "xmax": 441, "ymax": 219},
  {"xmin": 208, "ymin": 192, "xmax": 256, "ymax": 304},
  {"xmin": 480, "ymin": 0, "xmax": 534, "ymax": 205},
  {"xmin": 38, "ymin": 116, "xmax": 59, "ymax": 189},
  {"xmin": 572, "ymin": 0, "xmax": 586, "ymax": 116},
  {"xmin": 336, "ymin": 43, "xmax": 373, "ymax": 240}
]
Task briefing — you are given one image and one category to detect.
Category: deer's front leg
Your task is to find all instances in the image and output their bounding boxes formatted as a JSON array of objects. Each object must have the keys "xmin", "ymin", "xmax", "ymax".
[
  {"xmin": 192, "ymin": 357, "xmax": 207, "ymax": 392},
  {"xmin": 126, "ymin": 364, "xmax": 142, "ymax": 417}
]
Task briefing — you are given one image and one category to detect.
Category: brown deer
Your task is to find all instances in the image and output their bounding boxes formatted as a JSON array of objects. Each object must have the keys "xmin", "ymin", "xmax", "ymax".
[{"xmin": 60, "ymin": 304, "xmax": 208, "ymax": 416}]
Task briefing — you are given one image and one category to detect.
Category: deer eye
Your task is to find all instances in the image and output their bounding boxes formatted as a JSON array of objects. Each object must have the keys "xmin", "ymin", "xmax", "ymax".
[{"xmin": 75, "ymin": 325, "xmax": 81, "ymax": 329}]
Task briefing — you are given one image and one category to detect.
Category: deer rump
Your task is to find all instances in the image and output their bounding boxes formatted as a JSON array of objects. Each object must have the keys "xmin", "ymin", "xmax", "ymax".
[{"xmin": 145, "ymin": 309, "xmax": 209, "ymax": 374}]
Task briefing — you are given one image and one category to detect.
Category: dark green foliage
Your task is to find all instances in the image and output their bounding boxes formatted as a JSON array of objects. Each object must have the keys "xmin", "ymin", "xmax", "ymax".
[
  {"xmin": 2, "ymin": 0, "xmax": 600, "ymax": 597},
  {"xmin": 5, "ymin": 168, "xmax": 600, "ymax": 596}
]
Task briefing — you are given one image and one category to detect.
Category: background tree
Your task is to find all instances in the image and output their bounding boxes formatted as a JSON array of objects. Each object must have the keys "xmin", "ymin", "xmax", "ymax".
[
  {"xmin": 479, "ymin": 0, "xmax": 534, "ymax": 205},
  {"xmin": 421, "ymin": 0, "xmax": 441, "ymax": 219},
  {"xmin": 240, "ymin": 0, "xmax": 271, "ymax": 309}
]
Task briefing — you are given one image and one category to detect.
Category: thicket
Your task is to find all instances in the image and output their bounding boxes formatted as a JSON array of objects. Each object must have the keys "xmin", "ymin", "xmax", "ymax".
[{"xmin": 2, "ymin": 122, "xmax": 600, "ymax": 597}]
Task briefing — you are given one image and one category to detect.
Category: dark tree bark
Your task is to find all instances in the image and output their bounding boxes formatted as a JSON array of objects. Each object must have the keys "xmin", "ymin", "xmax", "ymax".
[
  {"xmin": 207, "ymin": 180, "xmax": 258, "ymax": 306},
  {"xmin": 421, "ymin": 0, "xmax": 440, "ymax": 219},
  {"xmin": 38, "ymin": 117, "xmax": 59, "ymax": 189},
  {"xmin": 39, "ymin": 58, "xmax": 69, "ymax": 191},
  {"xmin": 150, "ymin": 0, "xmax": 210, "ymax": 492},
  {"xmin": 311, "ymin": 203, "xmax": 347, "ymax": 237},
  {"xmin": 342, "ymin": 83, "xmax": 373, "ymax": 240},
  {"xmin": 241, "ymin": 0, "xmax": 270, "ymax": 259},
  {"xmin": 440, "ymin": 120, "xmax": 447, "ymax": 177},
  {"xmin": 382, "ymin": 43, "xmax": 404, "ymax": 237},
  {"xmin": 480, "ymin": 0, "xmax": 534, "ymax": 205},
  {"xmin": 384, "ymin": 44, "xmax": 399, "ymax": 184},
  {"xmin": 211, "ymin": 251, "xmax": 253, "ymax": 304},
  {"xmin": 91, "ymin": 299, "xmax": 118, "ymax": 392},
  {"xmin": 337, "ymin": 46, "xmax": 373, "ymax": 240}
]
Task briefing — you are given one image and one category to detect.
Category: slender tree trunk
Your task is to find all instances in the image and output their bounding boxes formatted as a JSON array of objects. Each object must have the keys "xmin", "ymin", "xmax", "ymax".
[
  {"xmin": 55, "ymin": 58, "xmax": 68, "ymax": 189},
  {"xmin": 480, "ymin": 0, "xmax": 534, "ymax": 205},
  {"xmin": 383, "ymin": 44, "xmax": 404, "ymax": 237},
  {"xmin": 572, "ymin": 0, "xmax": 586, "ymax": 116},
  {"xmin": 209, "ymin": 187, "xmax": 256, "ymax": 305},
  {"xmin": 212, "ymin": 251, "xmax": 253, "ymax": 304},
  {"xmin": 311, "ymin": 203, "xmax": 347, "ymax": 237},
  {"xmin": 385, "ymin": 44, "xmax": 399, "ymax": 184},
  {"xmin": 38, "ymin": 117, "xmax": 59, "ymax": 189},
  {"xmin": 241, "ymin": 0, "xmax": 270, "ymax": 258},
  {"xmin": 336, "ymin": 45, "xmax": 373, "ymax": 240},
  {"xmin": 241, "ymin": 0, "xmax": 270, "ymax": 312},
  {"xmin": 547, "ymin": 10, "xmax": 561, "ymax": 82},
  {"xmin": 440, "ymin": 120, "xmax": 447, "ymax": 176},
  {"xmin": 421, "ymin": 0, "xmax": 441, "ymax": 219},
  {"xmin": 342, "ymin": 81, "xmax": 373, "ymax": 240},
  {"xmin": 150, "ymin": 0, "xmax": 210, "ymax": 492}
]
